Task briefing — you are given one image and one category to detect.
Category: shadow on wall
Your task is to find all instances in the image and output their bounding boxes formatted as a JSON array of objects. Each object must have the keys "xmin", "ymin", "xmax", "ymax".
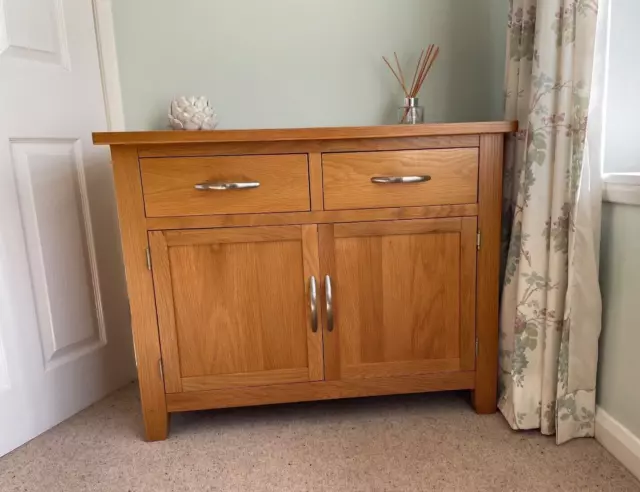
[
  {"xmin": 440, "ymin": 0, "xmax": 506, "ymax": 124},
  {"xmin": 112, "ymin": 0, "xmax": 507, "ymax": 130}
]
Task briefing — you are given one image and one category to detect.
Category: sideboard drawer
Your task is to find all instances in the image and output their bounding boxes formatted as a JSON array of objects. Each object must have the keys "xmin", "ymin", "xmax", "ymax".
[
  {"xmin": 322, "ymin": 148, "xmax": 479, "ymax": 211},
  {"xmin": 140, "ymin": 154, "xmax": 310, "ymax": 217}
]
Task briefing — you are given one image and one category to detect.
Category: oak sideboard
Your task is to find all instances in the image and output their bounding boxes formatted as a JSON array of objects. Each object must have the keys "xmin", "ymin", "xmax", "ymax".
[{"xmin": 94, "ymin": 122, "xmax": 516, "ymax": 441}]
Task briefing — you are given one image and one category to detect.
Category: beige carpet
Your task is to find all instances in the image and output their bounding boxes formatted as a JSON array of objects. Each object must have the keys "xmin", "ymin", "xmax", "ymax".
[{"xmin": 0, "ymin": 384, "xmax": 637, "ymax": 492}]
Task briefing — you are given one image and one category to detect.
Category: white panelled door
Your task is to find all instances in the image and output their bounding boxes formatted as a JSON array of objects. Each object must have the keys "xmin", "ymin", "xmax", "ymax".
[{"xmin": 0, "ymin": 0, "xmax": 135, "ymax": 456}]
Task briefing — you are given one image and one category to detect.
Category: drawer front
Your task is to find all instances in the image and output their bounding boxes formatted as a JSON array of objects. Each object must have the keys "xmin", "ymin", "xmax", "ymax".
[
  {"xmin": 141, "ymin": 154, "xmax": 310, "ymax": 217},
  {"xmin": 322, "ymin": 148, "xmax": 479, "ymax": 211}
]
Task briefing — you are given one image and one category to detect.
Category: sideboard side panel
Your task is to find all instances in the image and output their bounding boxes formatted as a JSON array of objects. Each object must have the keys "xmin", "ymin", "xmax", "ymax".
[
  {"xmin": 111, "ymin": 145, "xmax": 168, "ymax": 440},
  {"xmin": 473, "ymin": 134, "xmax": 504, "ymax": 414}
]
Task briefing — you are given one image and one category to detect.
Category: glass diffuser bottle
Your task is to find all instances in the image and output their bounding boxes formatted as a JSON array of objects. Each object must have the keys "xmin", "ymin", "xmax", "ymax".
[
  {"xmin": 399, "ymin": 97, "xmax": 424, "ymax": 125},
  {"xmin": 384, "ymin": 45, "xmax": 439, "ymax": 126}
]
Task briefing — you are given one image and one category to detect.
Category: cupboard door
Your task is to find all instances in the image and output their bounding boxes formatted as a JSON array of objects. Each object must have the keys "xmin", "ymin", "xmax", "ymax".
[
  {"xmin": 320, "ymin": 218, "xmax": 477, "ymax": 381},
  {"xmin": 149, "ymin": 225, "xmax": 323, "ymax": 393}
]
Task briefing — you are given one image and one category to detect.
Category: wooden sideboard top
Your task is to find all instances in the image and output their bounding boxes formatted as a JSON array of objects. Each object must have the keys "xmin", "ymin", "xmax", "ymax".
[{"xmin": 93, "ymin": 121, "xmax": 517, "ymax": 146}]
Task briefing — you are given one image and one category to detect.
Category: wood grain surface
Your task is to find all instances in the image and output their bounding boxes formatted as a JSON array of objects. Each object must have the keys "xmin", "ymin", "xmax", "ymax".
[
  {"xmin": 94, "ymin": 121, "xmax": 517, "ymax": 145},
  {"xmin": 323, "ymin": 149, "xmax": 478, "ymax": 210},
  {"xmin": 140, "ymin": 154, "xmax": 310, "ymax": 217},
  {"xmin": 321, "ymin": 218, "xmax": 477, "ymax": 382},
  {"xmin": 110, "ymin": 146, "xmax": 169, "ymax": 441},
  {"xmin": 145, "ymin": 204, "xmax": 479, "ymax": 231},
  {"xmin": 136, "ymin": 135, "xmax": 481, "ymax": 159},
  {"xmin": 166, "ymin": 372, "xmax": 476, "ymax": 412},
  {"xmin": 148, "ymin": 226, "xmax": 323, "ymax": 393},
  {"xmin": 473, "ymin": 134, "xmax": 504, "ymax": 413}
]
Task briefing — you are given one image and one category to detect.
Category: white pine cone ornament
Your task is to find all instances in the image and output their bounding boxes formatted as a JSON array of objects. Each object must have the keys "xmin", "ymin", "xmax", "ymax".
[{"xmin": 169, "ymin": 96, "xmax": 218, "ymax": 130}]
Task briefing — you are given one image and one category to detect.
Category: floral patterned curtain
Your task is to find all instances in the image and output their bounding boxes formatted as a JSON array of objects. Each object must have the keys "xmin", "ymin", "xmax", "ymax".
[{"xmin": 500, "ymin": 0, "xmax": 602, "ymax": 444}]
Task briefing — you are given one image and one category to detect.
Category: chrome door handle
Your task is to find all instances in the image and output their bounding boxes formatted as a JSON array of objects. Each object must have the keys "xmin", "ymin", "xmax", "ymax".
[
  {"xmin": 309, "ymin": 276, "xmax": 318, "ymax": 333},
  {"xmin": 194, "ymin": 181, "xmax": 260, "ymax": 191},
  {"xmin": 325, "ymin": 275, "xmax": 334, "ymax": 332},
  {"xmin": 371, "ymin": 175, "xmax": 431, "ymax": 184}
]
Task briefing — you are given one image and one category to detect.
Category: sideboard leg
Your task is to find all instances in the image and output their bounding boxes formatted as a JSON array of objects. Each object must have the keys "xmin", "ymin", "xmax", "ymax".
[
  {"xmin": 142, "ymin": 404, "xmax": 169, "ymax": 441},
  {"xmin": 472, "ymin": 134, "xmax": 504, "ymax": 415},
  {"xmin": 472, "ymin": 386, "xmax": 497, "ymax": 414}
]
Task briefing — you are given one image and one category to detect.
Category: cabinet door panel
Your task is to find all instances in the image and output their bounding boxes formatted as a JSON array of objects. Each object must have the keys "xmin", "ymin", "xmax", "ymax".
[
  {"xmin": 149, "ymin": 225, "xmax": 323, "ymax": 393},
  {"xmin": 321, "ymin": 218, "xmax": 476, "ymax": 381}
]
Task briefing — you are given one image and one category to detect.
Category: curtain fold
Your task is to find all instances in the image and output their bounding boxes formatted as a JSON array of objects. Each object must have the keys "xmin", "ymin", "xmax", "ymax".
[{"xmin": 499, "ymin": 0, "xmax": 602, "ymax": 444}]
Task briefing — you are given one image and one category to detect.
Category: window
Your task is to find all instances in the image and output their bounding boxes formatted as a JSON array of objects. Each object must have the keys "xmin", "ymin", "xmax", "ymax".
[
  {"xmin": 603, "ymin": 0, "xmax": 640, "ymax": 175},
  {"xmin": 601, "ymin": 0, "xmax": 640, "ymax": 205}
]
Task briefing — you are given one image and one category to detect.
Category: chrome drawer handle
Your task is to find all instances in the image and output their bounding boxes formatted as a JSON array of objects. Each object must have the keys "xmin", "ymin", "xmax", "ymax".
[
  {"xmin": 325, "ymin": 275, "xmax": 334, "ymax": 332},
  {"xmin": 371, "ymin": 175, "xmax": 431, "ymax": 184},
  {"xmin": 309, "ymin": 276, "xmax": 318, "ymax": 333},
  {"xmin": 194, "ymin": 181, "xmax": 260, "ymax": 191}
]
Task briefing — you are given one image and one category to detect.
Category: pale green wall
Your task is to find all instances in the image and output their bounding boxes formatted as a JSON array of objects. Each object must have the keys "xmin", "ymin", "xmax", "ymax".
[
  {"xmin": 597, "ymin": 0, "xmax": 640, "ymax": 440},
  {"xmin": 598, "ymin": 203, "xmax": 640, "ymax": 438},
  {"xmin": 112, "ymin": 0, "xmax": 507, "ymax": 130}
]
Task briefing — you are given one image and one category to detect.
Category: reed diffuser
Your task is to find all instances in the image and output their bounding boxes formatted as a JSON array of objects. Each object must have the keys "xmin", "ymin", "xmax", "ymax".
[{"xmin": 383, "ymin": 45, "xmax": 440, "ymax": 124}]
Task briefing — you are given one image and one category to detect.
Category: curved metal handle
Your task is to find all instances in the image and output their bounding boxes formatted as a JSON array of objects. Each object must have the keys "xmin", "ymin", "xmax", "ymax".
[
  {"xmin": 194, "ymin": 181, "xmax": 260, "ymax": 191},
  {"xmin": 371, "ymin": 175, "xmax": 431, "ymax": 184},
  {"xmin": 309, "ymin": 276, "xmax": 318, "ymax": 333},
  {"xmin": 325, "ymin": 275, "xmax": 334, "ymax": 332}
]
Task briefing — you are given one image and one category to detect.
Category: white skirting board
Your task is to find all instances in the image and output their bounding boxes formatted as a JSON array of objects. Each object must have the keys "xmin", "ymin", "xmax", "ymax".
[{"xmin": 595, "ymin": 407, "xmax": 640, "ymax": 481}]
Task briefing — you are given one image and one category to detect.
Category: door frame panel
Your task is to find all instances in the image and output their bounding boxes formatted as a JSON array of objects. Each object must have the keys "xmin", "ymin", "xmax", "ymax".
[
  {"xmin": 301, "ymin": 225, "xmax": 325, "ymax": 381},
  {"xmin": 460, "ymin": 217, "xmax": 478, "ymax": 371},
  {"xmin": 148, "ymin": 231, "xmax": 183, "ymax": 393},
  {"xmin": 319, "ymin": 224, "xmax": 340, "ymax": 380}
]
